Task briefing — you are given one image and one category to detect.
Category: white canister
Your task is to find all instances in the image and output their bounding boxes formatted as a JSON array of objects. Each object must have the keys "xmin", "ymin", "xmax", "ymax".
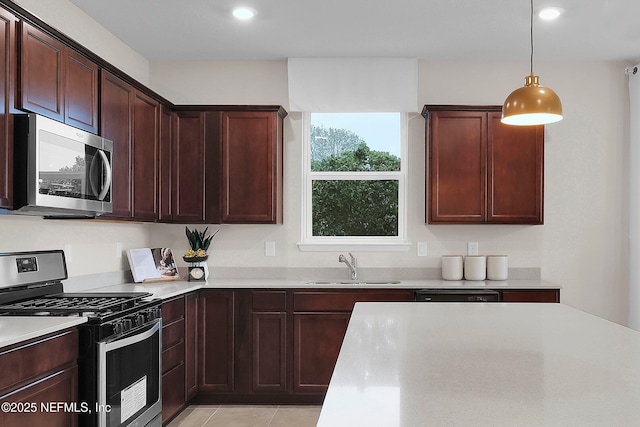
[
  {"xmin": 487, "ymin": 255, "xmax": 508, "ymax": 280},
  {"xmin": 464, "ymin": 256, "xmax": 486, "ymax": 281},
  {"xmin": 441, "ymin": 255, "xmax": 464, "ymax": 280}
]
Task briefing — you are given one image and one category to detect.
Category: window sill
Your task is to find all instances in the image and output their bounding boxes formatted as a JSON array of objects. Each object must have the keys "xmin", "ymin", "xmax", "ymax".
[{"xmin": 297, "ymin": 241, "xmax": 411, "ymax": 252}]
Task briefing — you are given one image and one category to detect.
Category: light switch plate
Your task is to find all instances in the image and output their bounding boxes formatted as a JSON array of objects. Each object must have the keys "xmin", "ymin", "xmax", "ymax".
[{"xmin": 265, "ymin": 241, "xmax": 276, "ymax": 257}]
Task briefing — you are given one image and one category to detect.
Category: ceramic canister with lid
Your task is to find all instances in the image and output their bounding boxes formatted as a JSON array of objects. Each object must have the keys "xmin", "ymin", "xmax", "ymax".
[
  {"xmin": 486, "ymin": 255, "xmax": 508, "ymax": 280},
  {"xmin": 464, "ymin": 255, "xmax": 486, "ymax": 281},
  {"xmin": 441, "ymin": 255, "xmax": 464, "ymax": 280}
]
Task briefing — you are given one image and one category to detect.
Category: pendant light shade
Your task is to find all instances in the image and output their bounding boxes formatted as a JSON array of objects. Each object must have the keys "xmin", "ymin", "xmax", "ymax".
[
  {"xmin": 501, "ymin": 0, "xmax": 562, "ymax": 126},
  {"xmin": 502, "ymin": 75, "xmax": 563, "ymax": 125}
]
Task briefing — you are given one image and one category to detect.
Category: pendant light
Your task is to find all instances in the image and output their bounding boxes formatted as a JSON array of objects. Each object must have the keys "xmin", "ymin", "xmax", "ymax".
[{"xmin": 501, "ymin": 0, "xmax": 563, "ymax": 126}]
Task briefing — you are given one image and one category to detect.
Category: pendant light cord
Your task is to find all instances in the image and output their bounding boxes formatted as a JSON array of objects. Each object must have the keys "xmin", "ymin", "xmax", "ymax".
[{"xmin": 530, "ymin": 0, "xmax": 534, "ymax": 76}]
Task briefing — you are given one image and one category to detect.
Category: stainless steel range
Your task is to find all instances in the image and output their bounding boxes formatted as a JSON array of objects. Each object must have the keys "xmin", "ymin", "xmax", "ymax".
[{"xmin": 0, "ymin": 250, "xmax": 162, "ymax": 427}]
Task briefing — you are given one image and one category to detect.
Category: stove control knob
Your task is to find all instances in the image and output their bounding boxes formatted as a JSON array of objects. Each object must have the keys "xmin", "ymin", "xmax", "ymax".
[
  {"xmin": 112, "ymin": 321, "xmax": 124, "ymax": 335},
  {"xmin": 122, "ymin": 318, "xmax": 133, "ymax": 333}
]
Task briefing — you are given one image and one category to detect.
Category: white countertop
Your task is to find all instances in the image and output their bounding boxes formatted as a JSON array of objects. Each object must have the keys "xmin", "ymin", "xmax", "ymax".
[
  {"xmin": 318, "ymin": 302, "xmax": 640, "ymax": 427},
  {"xmin": 87, "ymin": 278, "xmax": 560, "ymax": 300},
  {"xmin": 0, "ymin": 316, "xmax": 87, "ymax": 349}
]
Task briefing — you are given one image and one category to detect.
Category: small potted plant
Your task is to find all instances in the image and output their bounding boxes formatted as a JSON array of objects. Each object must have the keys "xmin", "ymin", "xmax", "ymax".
[{"xmin": 183, "ymin": 226, "xmax": 218, "ymax": 263}]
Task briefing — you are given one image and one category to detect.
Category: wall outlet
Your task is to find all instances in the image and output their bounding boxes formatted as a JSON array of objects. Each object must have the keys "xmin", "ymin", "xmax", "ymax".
[
  {"xmin": 417, "ymin": 241, "xmax": 428, "ymax": 256},
  {"xmin": 467, "ymin": 241, "xmax": 479, "ymax": 256},
  {"xmin": 265, "ymin": 241, "xmax": 276, "ymax": 257}
]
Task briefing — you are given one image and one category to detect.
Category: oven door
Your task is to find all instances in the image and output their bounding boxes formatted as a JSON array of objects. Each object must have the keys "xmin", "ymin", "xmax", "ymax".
[{"xmin": 98, "ymin": 320, "xmax": 162, "ymax": 427}]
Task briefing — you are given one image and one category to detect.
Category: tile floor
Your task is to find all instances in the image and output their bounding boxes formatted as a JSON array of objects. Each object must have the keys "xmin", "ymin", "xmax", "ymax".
[{"xmin": 167, "ymin": 405, "xmax": 322, "ymax": 427}]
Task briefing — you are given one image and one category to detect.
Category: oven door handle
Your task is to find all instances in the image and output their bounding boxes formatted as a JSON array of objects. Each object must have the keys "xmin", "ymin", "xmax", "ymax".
[{"xmin": 100, "ymin": 319, "xmax": 161, "ymax": 351}]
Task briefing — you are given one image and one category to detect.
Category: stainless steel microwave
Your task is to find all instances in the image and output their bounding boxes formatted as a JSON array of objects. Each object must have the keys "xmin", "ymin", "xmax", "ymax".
[{"xmin": 13, "ymin": 114, "xmax": 113, "ymax": 217}]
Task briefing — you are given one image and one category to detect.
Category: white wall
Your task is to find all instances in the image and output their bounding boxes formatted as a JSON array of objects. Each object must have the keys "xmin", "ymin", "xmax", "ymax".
[{"xmin": 150, "ymin": 59, "xmax": 630, "ymax": 325}]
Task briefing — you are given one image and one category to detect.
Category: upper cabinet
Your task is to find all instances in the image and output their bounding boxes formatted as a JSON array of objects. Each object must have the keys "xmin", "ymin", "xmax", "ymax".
[
  {"xmin": 423, "ymin": 105, "xmax": 544, "ymax": 224},
  {"xmin": 19, "ymin": 21, "xmax": 98, "ymax": 133},
  {"xmin": 215, "ymin": 108, "xmax": 285, "ymax": 224},
  {"xmin": 0, "ymin": 7, "xmax": 16, "ymax": 209},
  {"xmin": 100, "ymin": 70, "xmax": 160, "ymax": 222}
]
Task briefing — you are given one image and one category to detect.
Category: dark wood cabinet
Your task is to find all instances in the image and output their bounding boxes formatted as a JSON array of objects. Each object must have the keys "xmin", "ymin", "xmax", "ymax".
[
  {"xmin": 0, "ymin": 7, "xmax": 16, "ymax": 209},
  {"xmin": 161, "ymin": 295, "xmax": 186, "ymax": 423},
  {"xmin": 100, "ymin": 70, "xmax": 133, "ymax": 218},
  {"xmin": 131, "ymin": 91, "xmax": 159, "ymax": 220},
  {"xmin": 19, "ymin": 21, "xmax": 97, "ymax": 133},
  {"xmin": 0, "ymin": 329, "xmax": 79, "ymax": 427},
  {"xmin": 501, "ymin": 289, "xmax": 560, "ymax": 303},
  {"xmin": 217, "ymin": 108, "xmax": 285, "ymax": 224},
  {"xmin": 198, "ymin": 290, "xmax": 235, "ymax": 393},
  {"xmin": 168, "ymin": 111, "xmax": 207, "ymax": 223},
  {"xmin": 423, "ymin": 105, "xmax": 543, "ymax": 224},
  {"xmin": 158, "ymin": 106, "xmax": 173, "ymax": 222},
  {"xmin": 185, "ymin": 292, "xmax": 199, "ymax": 400},
  {"xmin": 251, "ymin": 291, "xmax": 287, "ymax": 393},
  {"xmin": 100, "ymin": 70, "xmax": 160, "ymax": 221}
]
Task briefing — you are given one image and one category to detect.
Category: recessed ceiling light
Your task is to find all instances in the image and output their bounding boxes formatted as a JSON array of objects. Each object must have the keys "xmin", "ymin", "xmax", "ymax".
[
  {"xmin": 538, "ymin": 7, "xmax": 563, "ymax": 21},
  {"xmin": 232, "ymin": 7, "xmax": 256, "ymax": 20}
]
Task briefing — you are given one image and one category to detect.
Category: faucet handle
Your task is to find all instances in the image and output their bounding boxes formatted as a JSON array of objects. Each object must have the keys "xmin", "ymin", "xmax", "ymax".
[{"xmin": 348, "ymin": 252, "xmax": 356, "ymax": 266}]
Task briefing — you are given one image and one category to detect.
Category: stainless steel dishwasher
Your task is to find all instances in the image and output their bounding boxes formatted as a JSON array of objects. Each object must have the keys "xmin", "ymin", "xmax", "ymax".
[{"xmin": 415, "ymin": 289, "xmax": 501, "ymax": 302}]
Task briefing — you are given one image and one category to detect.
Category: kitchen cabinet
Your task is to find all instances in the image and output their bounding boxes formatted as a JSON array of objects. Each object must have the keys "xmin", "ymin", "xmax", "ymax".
[
  {"xmin": 166, "ymin": 111, "xmax": 208, "ymax": 223},
  {"xmin": 251, "ymin": 291, "xmax": 287, "ymax": 393},
  {"xmin": 196, "ymin": 288, "xmax": 413, "ymax": 404},
  {"xmin": 161, "ymin": 295, "xmax": 186, "ymax": 423},
  {"xmin": 292, "ymin": 290, "xmax": 414, "ymax": 395},
  {"xmin": 131, "ymin": 91, "xmax": 159, "ymax": 220},
  {"xmin": 19, "ymin": 21, "xmax": 98, "ymax": 133},
  {"xmin": 500, "ymin": 289, "xmax": 559, "ymax": 303},
  {"xmin": 100, "ymin": 70, "xmax": 160, "ymax": 222},
  {"xmin": 215, "ymin": 107, "xmax": 285, "ymax": 224},
  {"xmin": 0, "ymin": 7, "xmax": 16, "ymax": 209},
  {"xmin": 423, "ymin": 105, "xmax": 543, "ymax": 224},
  {"xmin": 185, "ymin": 292, "xmax": 199, "ymax": 400},
  {"xmin": 0, "ymin": 329, "xmax": 79, "ymax": 427},
  {"xmin": 158, "ymin": 106, "xmax": 173, "ymax": 222},
  {"xmin": 198, "ymin": 290, "xmax": 235, "ymax": 393}
]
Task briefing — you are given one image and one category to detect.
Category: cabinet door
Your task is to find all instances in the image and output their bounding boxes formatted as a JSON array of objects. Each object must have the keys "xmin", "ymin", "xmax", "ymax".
[
  {"xmin": 131, "ymin": 91, "xmax": 159, "ymax": 220},
  {"xmin": 172, "ymin": 111, "xmax": 206, "ymax": 223},
  {"xmin": 220, "ymin": 111, "xmax": 283, "ymax": 224},
  {"xmin": 487, "ymin": 113, "xmax": 543, "ymax": 224},
  {"xmin": 100, "ymin": 70, "xmax": 133, "ymax": 218},
  {"xmin": 0, "ymin": 366, "xmax": 78, "ymax": 427},
  {"xmin": 64, "ymin": 49, "xmax": 98, "ymax": 133},
  {"xmin": 19, "ymin": 21, "xmax": 64, "ymax": 121},
  {"xmin": 198, "ymin": 291, "xmax": 235, "ymax": 392},
  {"xmin": 158, "ymin": 106, "xmax": 173, "ymax": 221},
  {"xmin": 428, "ymin": 111, "xmax": 486, "ymax": 223},
  {"xmin": 252, "ymin": 312, "xmax": 287, "ymax": 393},
  {"xmin": 161, "ymin": 363, "xmax": 185, "ymax": 423},
  {"xmin": 0, "ymin": 8, "xmax": 16, "ymax": 209},
  {"xmin": 293, "ymin": 312, "xmax": 350, "ymax": 394},
  {"xmin": 185, "ymin": 292, "xmax": 198, "ymax": 400}
]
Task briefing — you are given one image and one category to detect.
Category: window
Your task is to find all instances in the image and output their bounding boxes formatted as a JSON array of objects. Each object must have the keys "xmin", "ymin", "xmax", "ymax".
[{"xmin": 299, "ymin": 112, "xmax": 409, "ymax": 251}]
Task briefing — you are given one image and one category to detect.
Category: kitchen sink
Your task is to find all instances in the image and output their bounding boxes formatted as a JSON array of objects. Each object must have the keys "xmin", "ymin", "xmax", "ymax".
[{"xmin": 305, "ymin": 280, "xmax": 402, "ymax": 285}]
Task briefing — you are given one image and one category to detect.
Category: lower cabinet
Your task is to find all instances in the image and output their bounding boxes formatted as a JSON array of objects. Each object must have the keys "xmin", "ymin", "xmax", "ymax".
[
  {"xmin": 196, "ymin": 288, "xmax": 414, "ymax": 404},
  {"xmin": 161, "ymin": 292, "xmax": 198, "ymax": 425},
  {"xmin": 0, "ymin": 329, "xmax": 79, "ymax": 427},
  {"xmin": 500, "ymin": 289, "xmax": 560, "ymax": 303}
]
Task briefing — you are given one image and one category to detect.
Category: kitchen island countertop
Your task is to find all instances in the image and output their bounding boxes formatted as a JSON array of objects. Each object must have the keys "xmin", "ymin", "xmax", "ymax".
[{"xmin": 317, "ymin": 302, "xmax": 640, "ymax": 427}]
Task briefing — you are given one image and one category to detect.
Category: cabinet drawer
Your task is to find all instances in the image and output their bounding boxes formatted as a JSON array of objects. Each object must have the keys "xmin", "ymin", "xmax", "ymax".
[
  {"xmin": 501, "ymin": 290, "xmax": 560, "ymax": 303},
  {"xmin": 162, "ymin": 318, "xmax": 185, "ymax": 350},
  {"xmin": 163, "ymin": 297, "xmax": 185, "ymax": 324},
  {"xmin": 0, "ymin": 329, "xmax": 78, "ymax": 393},
  {"xmin": 161, "ymin": 362, "xmax": 185, "ymax": 422},
  {"xmin": 293, "ymin": 290, "xmax": 414, "ymax": 312},
  {"xmin": 252, "ymin": 290, "xmax": 286, "ymax": 311},
  {"xmin": 162, "ymin": 341, "xmax": 185, "ymax": 374}
]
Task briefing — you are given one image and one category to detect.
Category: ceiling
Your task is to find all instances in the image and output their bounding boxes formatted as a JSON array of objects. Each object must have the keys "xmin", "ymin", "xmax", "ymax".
[{"xmin": 68, "ymin": 0, "xmax": 640, "ymax": 63}]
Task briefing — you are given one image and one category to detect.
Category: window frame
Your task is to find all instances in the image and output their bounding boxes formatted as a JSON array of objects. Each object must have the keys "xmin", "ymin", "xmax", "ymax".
[{"xmin": 297, "ymin": 112, "xmax": 410, "ymax": 252}]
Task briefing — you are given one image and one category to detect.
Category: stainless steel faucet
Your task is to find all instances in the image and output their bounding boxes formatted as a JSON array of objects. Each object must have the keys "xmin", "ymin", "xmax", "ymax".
[{"xmin": 339, "ymin": 253, "xmax": 357, "ymax": 280}]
